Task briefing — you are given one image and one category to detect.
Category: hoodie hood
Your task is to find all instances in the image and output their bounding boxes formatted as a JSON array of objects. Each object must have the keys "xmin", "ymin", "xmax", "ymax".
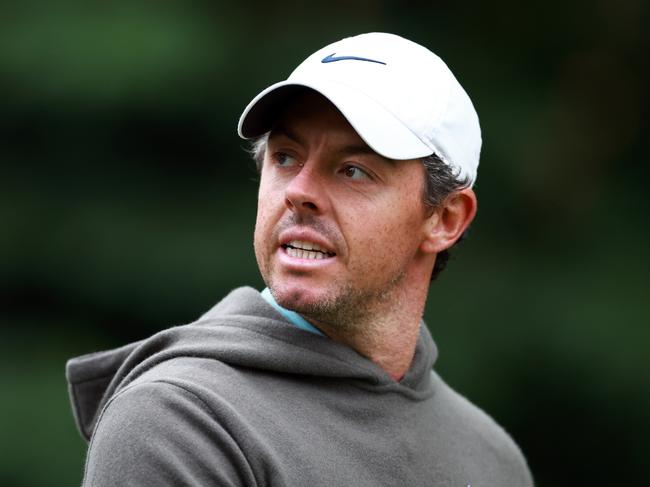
[{"xmin": 66, "ymin": 287, "xmax": 438, "ymax": 440}]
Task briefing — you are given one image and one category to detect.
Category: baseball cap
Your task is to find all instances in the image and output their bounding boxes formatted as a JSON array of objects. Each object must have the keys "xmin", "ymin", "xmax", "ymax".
[{"xmin": 238, "ymin": 32, "xmax": 481, "ymax": 185}]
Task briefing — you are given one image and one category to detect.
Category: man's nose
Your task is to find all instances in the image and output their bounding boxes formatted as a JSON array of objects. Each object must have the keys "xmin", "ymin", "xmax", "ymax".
[{"xmin": 284, "ymin": 164, "xmax": 327, "ymax": 214}]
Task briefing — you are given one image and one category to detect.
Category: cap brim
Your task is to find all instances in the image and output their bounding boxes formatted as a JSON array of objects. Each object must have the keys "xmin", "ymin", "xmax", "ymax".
[{"xmin": 237, "ymin": 79, "xmax": 434, "ymax": 161}]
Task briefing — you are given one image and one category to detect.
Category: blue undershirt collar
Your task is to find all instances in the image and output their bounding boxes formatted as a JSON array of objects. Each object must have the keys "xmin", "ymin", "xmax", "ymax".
[{"xmin": 261, "ymin": 288, "xmax": 325, "ymax": 336}]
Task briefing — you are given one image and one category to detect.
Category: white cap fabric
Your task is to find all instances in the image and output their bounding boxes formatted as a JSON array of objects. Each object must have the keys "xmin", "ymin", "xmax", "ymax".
[{"xmin": 238, "ymin": 32, "xmax": 481, "ymax": 185}]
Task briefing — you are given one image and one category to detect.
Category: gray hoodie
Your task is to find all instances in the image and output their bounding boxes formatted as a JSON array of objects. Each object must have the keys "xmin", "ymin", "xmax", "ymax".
[{"xmin": 66, "ymin": 287, "xmax": 533, "ymax": 486}]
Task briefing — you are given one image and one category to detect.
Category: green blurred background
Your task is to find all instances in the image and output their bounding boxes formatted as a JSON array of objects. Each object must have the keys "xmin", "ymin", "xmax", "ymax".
[{"xmin": 1, "ymin": 0, "xmax": 648, "ymax": 485}]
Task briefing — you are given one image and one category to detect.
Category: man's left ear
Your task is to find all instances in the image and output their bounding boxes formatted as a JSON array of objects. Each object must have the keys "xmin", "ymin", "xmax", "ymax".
[{"xmin": 420, "ymin": 188, "xmax": 477, "ymax": 254}]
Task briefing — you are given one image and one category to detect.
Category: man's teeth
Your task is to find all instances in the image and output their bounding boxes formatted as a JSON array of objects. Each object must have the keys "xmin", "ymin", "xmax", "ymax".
[
  {"xmin": 286, "ymin": 248, "xmax": 328, "ymax": 259},
  {"xmin": 285, "ymin": 240, "xmax": 333, "ymax": 259}
]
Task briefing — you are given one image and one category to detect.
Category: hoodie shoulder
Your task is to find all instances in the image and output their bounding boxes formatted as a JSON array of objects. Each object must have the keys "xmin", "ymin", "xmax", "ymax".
[{"xmin": 85, "ymin": 380, "xmax": 256, "ymax": 486}]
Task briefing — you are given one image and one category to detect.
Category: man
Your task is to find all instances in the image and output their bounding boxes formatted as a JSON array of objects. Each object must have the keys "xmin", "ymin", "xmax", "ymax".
[{"xmin": 67, "ymin": 33, "xmax": 533, "ymax": 486}]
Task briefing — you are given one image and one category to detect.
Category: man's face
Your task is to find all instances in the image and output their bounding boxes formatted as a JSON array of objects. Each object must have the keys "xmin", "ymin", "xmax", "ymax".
[{"xmin": 254, "ymin": 92, "xmax": 434, "ymax": 329}]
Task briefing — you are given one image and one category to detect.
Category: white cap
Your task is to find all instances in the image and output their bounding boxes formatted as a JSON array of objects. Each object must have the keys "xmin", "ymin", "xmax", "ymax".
[{"xmin": 238, "ymin": 32, "xmax": 481, "ymax": 185}]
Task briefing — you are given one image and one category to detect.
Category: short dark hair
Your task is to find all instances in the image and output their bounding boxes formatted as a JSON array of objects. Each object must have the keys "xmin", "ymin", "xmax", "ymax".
[
  {"xmin": 420, "ymin": 153, "xmax": 471, "ymax": 280},
  {"xmin": 249, "ymin": 135, "xmax": 470, "ymax": 280}
]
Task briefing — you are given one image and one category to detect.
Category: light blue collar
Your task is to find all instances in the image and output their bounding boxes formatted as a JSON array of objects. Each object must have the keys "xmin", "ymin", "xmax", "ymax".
[{"xmin": 261, "ymin": 288, "xmax": 325, "ymax": 336}]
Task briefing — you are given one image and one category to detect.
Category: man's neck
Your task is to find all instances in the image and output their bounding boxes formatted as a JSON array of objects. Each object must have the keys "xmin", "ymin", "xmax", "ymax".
[
  {"xmin": 326, "ymin": 321, "xmax": 422, "ymax": 381},
  {"xmin": 307, "ymin": 283, "xmax": 429, "ymax": 381}
]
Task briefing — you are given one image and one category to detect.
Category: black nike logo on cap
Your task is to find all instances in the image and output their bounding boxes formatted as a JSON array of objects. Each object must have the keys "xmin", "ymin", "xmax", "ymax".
[{"xmin": 321, "ymin": 53, "xmax": 386, "ymax": 65}]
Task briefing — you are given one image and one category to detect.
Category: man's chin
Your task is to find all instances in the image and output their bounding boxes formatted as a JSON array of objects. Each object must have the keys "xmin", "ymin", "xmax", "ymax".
[{"xmin": 271, "ymin": 286, "xmax": 320, "ymax": 313}]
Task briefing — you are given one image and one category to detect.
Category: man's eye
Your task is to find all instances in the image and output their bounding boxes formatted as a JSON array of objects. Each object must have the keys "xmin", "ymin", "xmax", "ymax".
[
  {"xmin": 274, "ymin": 152, "xmax": 298, "ymax": 167},
  {"xmin": 342, "ymin": 165, "xmax": 370, "ymax": 181}
]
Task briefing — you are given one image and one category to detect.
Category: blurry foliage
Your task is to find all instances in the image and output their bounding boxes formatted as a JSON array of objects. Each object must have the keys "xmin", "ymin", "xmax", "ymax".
[{"xmin": 1, "ymin": 0, "xmax": 648, "ymax": 486}]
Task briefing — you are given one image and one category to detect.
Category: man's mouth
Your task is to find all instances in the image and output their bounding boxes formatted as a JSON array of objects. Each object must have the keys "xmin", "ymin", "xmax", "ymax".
[{"xmin": 282, "ymin": 240, "xmax": 336, "ymax": 260}]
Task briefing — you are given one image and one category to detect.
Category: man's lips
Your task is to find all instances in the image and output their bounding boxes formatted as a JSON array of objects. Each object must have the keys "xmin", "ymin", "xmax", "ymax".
[{"xmin": 282, "ymin": 240, "xmax": 336, "ymax": 260}]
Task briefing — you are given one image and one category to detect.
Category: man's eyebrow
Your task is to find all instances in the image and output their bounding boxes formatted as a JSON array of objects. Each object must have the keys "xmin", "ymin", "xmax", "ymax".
[
  {"xmin": 337, "ymin": 144, "xmax": 376, "ymax": 156},
  {"xmin": 337, "ymin": 144, "xmax": 382, "ymax": 157},
  {"xmin": 268, "ymin": 126, "xmax": 303, "ymax": 145},
  {"xmin": 338, "ymin": 144, "xmax": 397, "ymax": 166}
]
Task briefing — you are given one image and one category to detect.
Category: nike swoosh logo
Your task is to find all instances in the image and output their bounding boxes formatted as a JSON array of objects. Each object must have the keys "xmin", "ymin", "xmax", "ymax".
[{"xmin": 321, "ymin": 53, "xmax": 386, "ymax": 65}]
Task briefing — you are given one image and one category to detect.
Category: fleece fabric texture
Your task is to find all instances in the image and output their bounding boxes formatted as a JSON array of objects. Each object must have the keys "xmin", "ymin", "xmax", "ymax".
[{"xmin": 66, "ymin": 287, "xmax": 533, "ymax": 487}]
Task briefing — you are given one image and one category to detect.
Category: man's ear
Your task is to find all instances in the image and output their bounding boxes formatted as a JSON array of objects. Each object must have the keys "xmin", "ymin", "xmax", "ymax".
[{"xmin": 420, "ymin": 188, "xmax": 477, "ymax": 254}]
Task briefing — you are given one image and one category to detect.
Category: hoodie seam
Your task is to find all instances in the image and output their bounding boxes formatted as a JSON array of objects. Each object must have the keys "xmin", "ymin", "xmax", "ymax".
[{"xmin": 152, "ymin": 379, "xmax": 259, "ymax": 487}]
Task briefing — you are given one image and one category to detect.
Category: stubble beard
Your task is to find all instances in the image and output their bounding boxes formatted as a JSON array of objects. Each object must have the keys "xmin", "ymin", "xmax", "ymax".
[{"xmin": 265, "ymin": 265, "xmax": 408, "ymax": 338}]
